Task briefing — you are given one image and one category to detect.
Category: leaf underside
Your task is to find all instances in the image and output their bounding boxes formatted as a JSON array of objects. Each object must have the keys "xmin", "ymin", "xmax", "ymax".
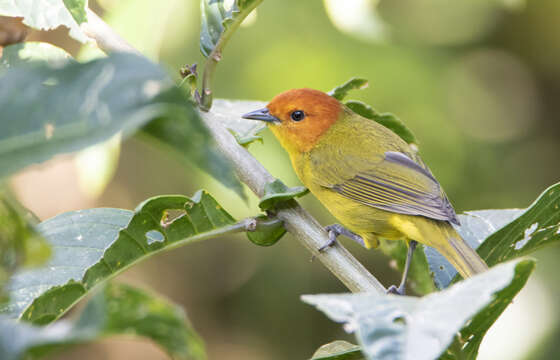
[{"xmin": 303, "ymin": 259, "xmax": 534, "ymax": 360}]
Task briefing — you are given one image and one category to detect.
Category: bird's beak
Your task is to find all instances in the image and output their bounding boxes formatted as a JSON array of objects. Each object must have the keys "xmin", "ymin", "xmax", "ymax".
[{"xmin": 242, "ymin": 108, "xmax": 280, "ymax": 123}]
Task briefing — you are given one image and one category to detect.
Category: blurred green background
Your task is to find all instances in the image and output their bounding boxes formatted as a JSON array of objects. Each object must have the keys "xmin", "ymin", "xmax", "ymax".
[{"xmin": 10, "ymin": 0, "xmax": 560, "ymax": 358}]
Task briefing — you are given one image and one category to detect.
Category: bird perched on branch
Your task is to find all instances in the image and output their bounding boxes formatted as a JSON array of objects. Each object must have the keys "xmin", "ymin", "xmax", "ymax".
[{"xmin": 243, "ymin": 88, "xmax": 488, "ymax": 294}]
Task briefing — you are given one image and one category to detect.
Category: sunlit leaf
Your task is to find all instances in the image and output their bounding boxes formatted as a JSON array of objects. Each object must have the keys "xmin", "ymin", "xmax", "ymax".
[
  {"xmin": 428, "ymin": 182, "xmax": 560, "ymax": 289},
  {"xmin": 0, "ymin": 42, "xmax": 72, "ymax": 70},
  {"xmin": 311, "ymin": 340, "xmax": 364, "ymax": 360},
  {"xmin": 0, "ymin": 0, "xmax": 88, "ymax": 42},
  {"xmin": 302, "ymin": 259, "xmax": 534, "ymax": 360},
  {"xmin": 258, "ymin": 179, "xmax": 309, "ymax": 211},
  {"xmin": 0, "ymin": 191, "xmax": 243, "ymax": 323},
  {"xmin": 0, "ymin": 282, "xmax": 206, "ymax": 360}
]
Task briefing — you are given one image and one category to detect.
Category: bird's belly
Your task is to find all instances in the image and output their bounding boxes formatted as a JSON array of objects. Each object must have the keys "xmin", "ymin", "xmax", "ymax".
[{"xmin": 312, "ymin": 186, "xmax": 403, "ymax": 240}]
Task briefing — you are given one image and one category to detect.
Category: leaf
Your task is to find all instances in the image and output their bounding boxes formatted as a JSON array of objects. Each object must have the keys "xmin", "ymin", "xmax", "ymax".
[
  {"xmin": 328, "ymin": 78, "xmax": 369, "ymax": 101},
  {"xmin": 199, "ymin": 0, "xmax": 262, "ymax": 58},
  {"xmin": 302, "ymin": 259, "xmax": 534, "ymax": 360},
  {"xmin": 0, "ymin": 49, "xmax": 236, "ymax": 195},
  {"xmin": 246, "ymin": 215, "xmax": 286, "ymax": 247},
  {"xmin": 427, "ymin": 182, "xmax": 560, "ymax": 289},
  {"xmin": 208, "ymin": 99, "xmax": 268, "ymax": 146},
  {"xmin": 62, "ymin": 0, "xmax": 87, "ymax": 24},
  {"xmin": 458, "ymin": 260, "xmax": 534, "ymax": 358},
  {"xmin": 0, "ymin": 282, "xmax": 206, "ymax": 360},
  {"xmin": 311, "ymin": 340, "xmax": 364, "ymax": 360},
  {"xmin": 1, "ymin": 191, "xmax": 242, "ymax": 323},
  {"xmin": 0, "ymin": 0, "xmax": 88, "ymax": 42},
  {"xmin": 258, "ymin": 179, "xmax": 309, "ymax": 211},
  {"xmin": 0, "ymin": 42, "xmax": 72, "ymax": 70},
  {"xmin": 141, "ymin": 102, "xmax": 244, "ymax": 199},
  {"xmin": 0, "ymin": 191, "xmax": 50, "ymax": 303},
  {"xmin": 345, "ymin": 100, "xmax": 417, "ymax": 145}
]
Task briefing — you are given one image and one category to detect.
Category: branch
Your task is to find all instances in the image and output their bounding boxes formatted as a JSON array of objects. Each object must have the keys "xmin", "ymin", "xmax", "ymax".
[
  {"xmin": 80, "ymin": 9, "xmax": 140, "ymax": 55},
  {"xmin": 82, "ymin": 8, "xmax": 385, "ymax": 294}
]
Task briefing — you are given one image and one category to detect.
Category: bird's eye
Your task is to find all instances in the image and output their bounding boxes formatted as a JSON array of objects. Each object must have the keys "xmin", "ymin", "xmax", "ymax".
[{"xmin": 291, "ymin": 110, "xmax": 305, "ymax": 122}]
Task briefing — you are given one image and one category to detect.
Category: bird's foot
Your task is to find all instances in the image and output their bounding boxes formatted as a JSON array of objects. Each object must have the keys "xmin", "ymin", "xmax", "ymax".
[
  {"xmin": 319, "ymin": 224, "xmax": 366, "ymax": 253},
  {"xmin": 318, "ymin": 226, "xmax": 339, "ymax": 252},
  {"xmin": 386, "ymin": 284, "xmax": 406, "ymax": 296}
]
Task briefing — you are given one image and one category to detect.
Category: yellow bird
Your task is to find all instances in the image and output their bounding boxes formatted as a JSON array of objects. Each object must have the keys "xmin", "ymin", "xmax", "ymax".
[{"xmin": 243, "ymin": 88, "xmax": 488, "ymax": 294}]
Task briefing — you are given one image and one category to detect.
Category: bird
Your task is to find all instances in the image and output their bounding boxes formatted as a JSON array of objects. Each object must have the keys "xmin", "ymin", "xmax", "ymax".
[{"xmin": 242, "ymin": 88, "xmax": 488, "ymax": 294}]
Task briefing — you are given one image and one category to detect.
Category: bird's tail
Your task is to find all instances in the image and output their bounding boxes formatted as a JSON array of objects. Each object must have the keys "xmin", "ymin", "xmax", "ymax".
[{"xmin": 391, "ymin": 215, "xmax": 488, "ymax": 278}]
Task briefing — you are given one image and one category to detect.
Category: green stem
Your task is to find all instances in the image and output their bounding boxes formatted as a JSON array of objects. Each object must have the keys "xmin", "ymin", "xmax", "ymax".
[{"xmin": 200, "ymin": 0, "xmax": 263, "ymax": 111}]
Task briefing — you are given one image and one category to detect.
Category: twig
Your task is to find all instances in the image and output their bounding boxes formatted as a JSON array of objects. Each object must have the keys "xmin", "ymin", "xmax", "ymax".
[
  {"xmin": 82, "ymin": 8, "xmax": 385, "ymax": 294},
  {"xmin": 200, "ymin": 0, "xmax": 263, "ymax": 111}
]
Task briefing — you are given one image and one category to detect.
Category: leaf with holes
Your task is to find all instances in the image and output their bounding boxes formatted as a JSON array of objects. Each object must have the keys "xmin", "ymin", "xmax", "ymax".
[
  {"xmin": 427, "ymin": 182, "xmax": 560, "ymax": 289},
  {"xmin": 0, "ymin": 191, "xmax": 245, "ymax": 323},
  {"xmin": 302, "ymin": 259, "xmax": 534, "ymax": 360},
  {"xmin": 328, "ymin": 78, "xmax": 369, "ymax": 101},
  {"xmin": 0, "ymin": 0, "xmax": 88, "ymax": 42},
  {"xmin": 200, "ymin": 0, "xmax": 262, "ymax": 57},
  {"xmin": 0, "ymin": 282, "xmax": 206, "ymax": 360}
]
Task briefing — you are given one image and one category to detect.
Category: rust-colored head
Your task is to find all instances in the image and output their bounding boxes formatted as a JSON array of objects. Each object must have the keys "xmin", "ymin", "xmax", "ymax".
[{"xmin": 242, "ymin": 88, "xmax": 343, "ymax": 153}]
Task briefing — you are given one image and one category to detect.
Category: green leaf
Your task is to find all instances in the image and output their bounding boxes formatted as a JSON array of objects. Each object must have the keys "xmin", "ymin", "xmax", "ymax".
[
  {"xmin": 0, "ymin": 42, "xmax": 72, "ymax": 71},
  {"xmin": 0, "ymin": 282, "xmax": 206, "ymax": 360},
  {"xmin": 427, "ymin": 182, "xmax": 560, "ymax": 289},
  {"xmin": 302, "ymin": 259, "xmax": 534, "ymax": 360},
  {"xmin": 311, "ymin": 340, "xmax": 364, "ymax": 360},
  {"xmin": 0, "ymin": 0, "xmax": 88, "ymax": 42},
  {"xmin": 328, "ymin": 78, "xmax": 369, "ymax": 101},
  {"xmin": 0, "ymin": 50, "xmax": 234, "ymax": 193},
  {"xmin": 62, "ymin": 0, "xmax": 87, "ymax": 25},
  {"xmin": 345, "ymin": 100, "xmax": 418, "ymax": 145},
  {"xmin": 209, "ymin": 99, "xmax": 268, "ymax": 146},
  {"xmin": 1, "ymin": 191, "xmax": 243, "ymax": 323},
  {"xmin": 0, "ymin": 191, "xmax": 50, "ymax": 303},
  {"xmin": 199, "ymin": 0, "xmax": 262, "ymax": 58},
  {"xmin": 141, "ymin": 101, "xmax": 246, "ymax": 199},
  {"xmin": 246, "ymin": 215, "xmax": 286, "ymax": 247},
  {"xmin": 258, "ymin": 179, "xmax": 309, "ymax": 211}
]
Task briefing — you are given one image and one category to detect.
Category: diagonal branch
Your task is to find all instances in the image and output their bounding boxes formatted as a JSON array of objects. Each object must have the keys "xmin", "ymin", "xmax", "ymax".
[{"xmin": 81, "ymin": 8, "xmax": 385, "ymax": 294}]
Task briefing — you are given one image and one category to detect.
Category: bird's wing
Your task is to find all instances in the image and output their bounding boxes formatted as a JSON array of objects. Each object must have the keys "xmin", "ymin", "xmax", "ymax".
[{"xmin": 314, "ymin": 150, "xmax": 459, "ymax": 225}]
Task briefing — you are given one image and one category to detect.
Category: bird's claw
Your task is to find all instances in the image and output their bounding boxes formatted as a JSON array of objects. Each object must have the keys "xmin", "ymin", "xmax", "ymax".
[
  {"xmin": 318, "ymin": 228, "xmax": 338, "ymax": 252},
  {"xmin": 386, "ymin": 285, "xmax": 405, "ymax": 296}
]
